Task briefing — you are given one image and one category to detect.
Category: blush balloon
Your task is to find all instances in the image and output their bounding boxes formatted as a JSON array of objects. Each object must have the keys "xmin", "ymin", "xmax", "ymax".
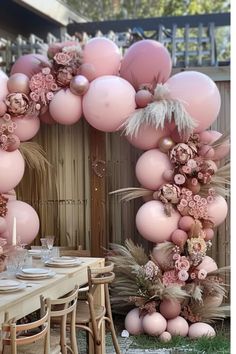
[
  {"xmin": 10, "ymin": 54, "xmax": 51, "ymax": 78},
  {"xmin": 135, "ymin": 90, "xmax": 153, "ymax": 108},
  {"xmin": 0, "ymin": 149, "xmax": 25, "ymax": 193},
  {"xmin": 49, "ymin": 89, "xmax": 82, "ymax": 125},
  {"xmin": 83, "ymin": 75, "xmax": 136, "ymax": 132},
  {"xmin": 196, "ymin": 256, "xmax": 218, "ymax": 273},
  {"xmin": 5, "ymin": 200, "xmax": 40, "ymax": 245},
  {"xmin": 167, "ymin": 316, "xmax": 189, "ymax": 337},
  {"xmin": 188, "ymin": 323, "xmax": 215, "ymax": 339},
  {"xmin": 159, "ymin": 299, "xmax": 181, "ymax": 320},
  {"xmin": 159, "ymin": 331, "xmax": 172, "ymax": 342},
  {"xmin": 171, "ymin": 229, "xmax": 188, "ymax": 247},
  {"xmin": 7, "ymin": 73, "xmax": 30, "ymax": 94},
  {"xmin": 120, "ymin": 40, "xmax": 172, "ymax": 90},
  {"xmin": 135, "ymin": 149, "xmax": 173, "ymax": 190},
  {"xmin": 207, "ymin": 195, "xmax": 228, "ymax": 226},
  {"xmin": 79, "ymin": 63, "xmax": 96, "ymax": 82},
  {"xmin": 142, "ymin": 312, "xmax": 167, "ymax": 336},
  {"xmin": 178, "ymin": 216, "xmax": 195, "ymax": 231},
  {"xmin": 12, "ymin": 116, "xmax": 40, "ymax": 141},
  {"xmin": 39, "ymin": 109, "xmax": 56, "ymax": 125},
  {"xmin": 136, "ymin": 200, "xmax": 180, "ymax": 243},
  {"xmin": 199, "ymin": 130, "xmax": 230, "ymax": 161},
  {"xmin": 0, "ymin": 70, "xmax": 8, "ymax": 101},
  {"xmin": 70, "ymin": 75, "xmax": 89, "ymax": 95},
  {"xmin": 126, "ymin": 123, "xmax": 170, "ymax": 150},
  {"xmin": 166, "ymin": 71, "xmax": 221, "ymax": 132},
  {"xmin": 125, "ymin": 308, "xmax": 144, "ymax": 335},
  {"xmin": 83, "ymin": 38, "xmax": 121, "ymax": 78}
]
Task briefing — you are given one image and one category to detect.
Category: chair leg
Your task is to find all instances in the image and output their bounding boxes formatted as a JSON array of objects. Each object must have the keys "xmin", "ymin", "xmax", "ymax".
[
  {"xmin": 60, "ymin": 316, "xmax": 67, "ymax": 354},
  {"xmin": 70, "ymin": 312, "xmax": 78, "ymax": 354},
  {"xmin": 109, "ymin": 321, "xmax": 121, "ymax": 354}
]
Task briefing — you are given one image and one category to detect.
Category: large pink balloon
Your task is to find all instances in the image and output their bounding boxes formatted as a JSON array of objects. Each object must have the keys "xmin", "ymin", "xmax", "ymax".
[
  {"xmin": 4, "ymin": 200, "xmax": 40, "ymax": 245},
  {"xmin": 126, "ymin": 123, "xmax": 170, "ymax": 150},
  {"xmin": 49, "ymin": 89, "xmax": 82, "ymax": 125},
  {"xmin": 10, "ymin": 54, "xmax": 51, "ymax": 78},
  {"xmin": 0, "ymin": 149, "xmax": 25, "ymax": 193},
  {"xmin": 83, "ymin": 38, "xmax": 121, "ymax": 79},
  {"xmin": 207, "ymin": 195, "xmax": 228, "ymax": 227},
  {"xmin": 120, "ymin": 40, "xmax": 172, "ymax": 90},
  {"xmin": 12, "ymin": 116, "xmax": 40, "ymax": 141},
  {"xmin": 0, "ymin": 69, "xmax": 8, "ymax": 101},
  {"xmin": 136, "ymin": 200, "xmax": 180, "ymax": 243},
  {"xmin": 135, "ymin": 149, "xmax": 173, "ymax": 190},
  {"xmin": 83, "ymin": 75, "xmax": 136, "ymax": 132},
  {"xmin": 166, "ymin": 71, "xmax": 221, "ymax": 132}
]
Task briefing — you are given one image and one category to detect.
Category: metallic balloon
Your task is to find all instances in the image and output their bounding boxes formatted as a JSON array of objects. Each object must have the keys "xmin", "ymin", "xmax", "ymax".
[
  {"xmin": 158, "ymin": 136, "xmax": 175, "ymax": 153},
  {"xmin": 70, "ymin": 75, "xmax": 89, "ymax": 96}
]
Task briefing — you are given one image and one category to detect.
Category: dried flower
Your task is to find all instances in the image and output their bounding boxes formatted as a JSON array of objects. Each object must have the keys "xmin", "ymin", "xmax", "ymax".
[
  {"xmin": 0, "ymin": 194, "xmax": 8, "ymax": 217},
  {"xmin": 170, "ymin": 143, "xmax": 196, "ymax": 164},
  {"xmin": 174, "ymin": 174, "xmax": 186, "ymax": 185},
  {"xmin": 178, "ymin": 269, "xmax": 189, "ymax": 281},
  {"xmin": 175, "ymin": 256, "xmax": 190, "ymax": 271},
  {"xmin": 143, "ymin": 260, "xmax": 160, "ymax": 280},
  {"xmin": 157, "ymin": 184, "xmax": 180, "ymax": 204},
  {"xmin": 162, "ymin": 269, "xmax": 185, "ymax": 287},
  {"xmin": 54, "ymin": 52, "xmax": 72, "ymax": 66},
  {"xmin": 56, "ymin": 67, "xmax": 73, "ymax": 87},
  {"xmin": 197, "ymin": 269, "xmax": 207, "ymax": 280},
  {"xmin": 187, "ymin": 237, "xmax": 207, "ymax": 255},
  {"xmin": 5, "ymin": 93, "xmax": 29, "ymax": 116}
]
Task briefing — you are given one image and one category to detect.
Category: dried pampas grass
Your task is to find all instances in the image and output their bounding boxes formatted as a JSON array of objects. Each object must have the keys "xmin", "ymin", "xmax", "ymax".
[{"xmin": 109, "ymin": 187, "xmax": 153, "ymax": 202}]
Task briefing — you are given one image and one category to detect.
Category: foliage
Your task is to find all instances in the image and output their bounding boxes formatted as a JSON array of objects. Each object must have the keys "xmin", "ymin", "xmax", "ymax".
[{"xmin": 65, "ymin": 0, "xmax": 230, "ymax": 21}]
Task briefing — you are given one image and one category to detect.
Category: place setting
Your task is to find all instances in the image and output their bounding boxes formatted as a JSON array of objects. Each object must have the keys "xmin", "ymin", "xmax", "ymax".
[
  {"xmin": 0, "ymin": 279, "xmax": 27, "ymax": 293},
  {"xmin": 15, "ymin": 267, "xmax": 56, "ymax": 280},
  {"xmin": 44, "ymin": 256, "xmax": 83, "ymax": 268}
]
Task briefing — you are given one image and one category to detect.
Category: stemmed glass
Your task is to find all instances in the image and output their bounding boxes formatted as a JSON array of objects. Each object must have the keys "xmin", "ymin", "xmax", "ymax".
[{"xmin": 40, "ymin": 236, "xmax": 55, "ymax": 261}]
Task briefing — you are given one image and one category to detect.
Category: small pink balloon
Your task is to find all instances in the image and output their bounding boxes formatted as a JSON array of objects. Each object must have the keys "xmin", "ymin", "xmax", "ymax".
[
  {"xmin": 203, "ymin": 228, "xmax": 214, "ymax": 241},
  {"xmin": 135, "ymin": 90, "xmax": 153, "ymax": 108},
  {"xmin": 126, "ymin": 123, "xmax": 170, "ymax": 150},
  {"xmin": 6, "ymin": 134, "xmax": 21, "ymax": 152},
  {"xmin": 178, "ymin": 216, "xmax": 195, "ymax": 231},
  {"xmin": 207, "ymin": 195, "xmax": 228, "ymax": 226},
  {"xmin": 70, "ymin": 75, "xmax": 89, "ymax": 96},
  {"xmin": 162, "ymin": 169, "xmax": 174, "ymax": 182},
  {"xmin": 39, "ymin": 109, "xmax": 56, "ymax": 125},
  {"xmin": 49, "ymin": 89, "xmax": 82, "ymax": 125},
  {"xmin": 136, "ymin": 200, "xmax": 180, "ymax": 243},
  {"xmin": 166, "ymin": 71, "xmax": 221, "ymax": 132},
  {"xmin": 0, "ymin": 149, "xmax": 25, "ymax": 193},
  {"xmin": 171, "ymin": 229, "xmax": 188, "ymax": 247},
  {"xmin": 10, "ymin": 54, "xmax": 51, "ymax": 78},
  {"xmin": 0, "ymin": 70, "xmax": 8, "ymax": 101},
  {"xmin": 167, "ymin": 316, "xmax": 189, "ymax": 337},
  {"xmin": 120, "ymin": 39, "xmax": 172, "ymax": 90},
  {"xmin": 7, "ymin": 73, "xmax": 30, "ymax": 94},
  {"xmin": 83, "ymin": 37, "xmax": 121, "ymax": 78},
  {"xmin": 5, "ymin": 200, "xmax": 40, "ymax": 245},
  {"xmin": 142, "ymin": 312, "xmax": 167, "ymax": 336},
  {"xmin": 135, "ymin": 149, "xmax": 173, "ymax": 190},
  {"xmin": 0, "ymin": 216, "xmax": 7, "ymax": 233},
  {"xmin": 159, "ymin": 299, "xmax": 181, "ymax": 320},
  {"xmin": 196, "ymin": 256, "xmax": 218, "ymax": 273},
  {"xmin": 199, "ymin": 130, "xmax": 221, "ymax": 144},
  {"xmin": 0, "ymin": 101, "xmax": 7, "ymax": 116},
  {"xmin": 12, "ymin": 116, "xmax": 40, "ymax": 141},
  {"xmin": 83, "ymin": 75, "xmax": 136, "ymax": 132},
  {"xmin": 199, "ymin": 130, "xmax": 229, "ymax": 161},
  {"xmin": 125, "ymin": 308, "xmax": 144, "ymax": 335},
  {"xmin": 79, "ymin": 63, "xmax": 96, "ymax": 82},
  {"xmin": 159, "ymin": 331, "xmax": 172, "ymax": 342}
]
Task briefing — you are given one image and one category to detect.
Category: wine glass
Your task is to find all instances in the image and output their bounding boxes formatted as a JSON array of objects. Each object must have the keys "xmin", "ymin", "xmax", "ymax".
[{"xmin": 45, "ymin": 236, "xmax": 55, "ymax": 251}]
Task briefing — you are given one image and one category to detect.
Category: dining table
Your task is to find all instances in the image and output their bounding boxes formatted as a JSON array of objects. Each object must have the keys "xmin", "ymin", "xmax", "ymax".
[{"xmin": 0, "ymin": 256, "xmax": 105, "ymax": 353}]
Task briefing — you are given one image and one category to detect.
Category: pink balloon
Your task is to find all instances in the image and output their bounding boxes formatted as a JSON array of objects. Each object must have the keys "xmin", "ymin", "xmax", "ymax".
[
  {"xmin": 159, "ymin": 299, "xmax": 181, "ymax": 320},
  {"xmin": 178, "ymin": 216, "xmax": 195, "ymax": 231},
  {"xmin": 2, "ymin": 189, "xmax": 17, "ymax": 201},
  {"xmin": 166, "ymin": 71, "xmax": 221, "ymax": 132},
  {"xmin": 167, "ymin": 316, "xmax": 189, "ymax": 337},
  {"xmin": 83, "ymin": 75, "xmax": 136, "ymax": 132},
  {"xmin": 204, "ymin": 228, "xmax": 214, "ymax": 241},
  {"xmin": 39, "ymin": 109, "xmax": 56, "ymax": 125},
  {"xmin": 120, "ymin": 40, "xmax": 172, "ymax": 90},
  {"xmin": 207, "ymin": 195, "xmax": 228, "ymax": 227},
  {"xmin": 125, "ymin": 308, "xmax": 144, "ymax": 335},
  {"xmin": 5, "ymin": 200, "xmax": 40, "ymax": 245},
  {"xmin": 142, "ymin": 312, "xmax": 167, "ymax": 336},
  {"xmin": 126, "ymin": 123, "xmax": 170, "ymax": 150},
  {"xmin": 10, "ymin": 54, "xmax": 51, "ymax": 78},
  {"xmin": 135, "ymin": 149, "xmax": 173, "ymax": 190},
  {"xmin": 83, "ymin": 38, "xmax": 121, "ymax": 79},
  {"xmin": 0, "ymin": 149, "xmax": 25, "ymax": 193},
  {"xmin": 49, "ymin": 89, "xmax": 82, "ymax": 125},
  {"xmin": 0, "ymin": 69, "xmax": 8, "ymax": 101},
  {"xmin": 136, "ymin": 200, "xmax": 180, "ymax": 243},
  {"xmin": 199, "ymin": 130, "xmax": 230, "ymax": 160},
  {"xmin": 12, "ymin": 116, "xmax": 40, "ymax": 141},
  {"xmin": 171, "ymin": 229, "xmax": 188, "ymax": 247}
]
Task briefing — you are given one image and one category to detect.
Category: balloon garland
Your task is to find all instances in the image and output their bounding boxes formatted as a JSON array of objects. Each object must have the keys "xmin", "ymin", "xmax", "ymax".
[{"xmin": 0, "ymin": 37, "xmax": 230, "ymax": 340}]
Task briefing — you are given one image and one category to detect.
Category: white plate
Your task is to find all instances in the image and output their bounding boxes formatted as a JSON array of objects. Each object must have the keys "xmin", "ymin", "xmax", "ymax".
[
  {"xmin": 45, "ymin": 260, "xmax": 82, "ymax": 267},
  {"xmin": 51, "ymin": 256, "xmax": 79, "ymax": 264},
  {"xmin": 0, "ymin": 283, "xmax": 26, "ymax": 293},
  {"xmin": 16, "ymin": 270, "xmax": 56, "ymax": 280},
  {"xmin": 0, "ymin": 279, "xmax": 21, "ymax": 288},
  {"xmin": 21, "ymin": 268, "xmax": 49, "ymax": 275}
]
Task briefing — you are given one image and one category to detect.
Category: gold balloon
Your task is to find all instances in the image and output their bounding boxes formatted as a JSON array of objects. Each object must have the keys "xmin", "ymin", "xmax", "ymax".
[
  {"xmin": 158, "ymin": 137, "xmax": 175, "ymax": 153},
  {"xmin": 7, "ymin": 73, "xmax": 30, "ymax": 94}
]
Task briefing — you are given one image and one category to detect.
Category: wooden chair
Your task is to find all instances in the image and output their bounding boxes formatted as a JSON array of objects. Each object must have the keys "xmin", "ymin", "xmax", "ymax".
[
  {"xmin": 41, "ymin": 285, "xmax": 79, "ymax": 354},
  {"xmin": 2, "ymin": 303, "xmax": 61, "ymax": 354},
  {"xmin": 75, "ymin": 261, "xmax": 121, "ymax": 354}
]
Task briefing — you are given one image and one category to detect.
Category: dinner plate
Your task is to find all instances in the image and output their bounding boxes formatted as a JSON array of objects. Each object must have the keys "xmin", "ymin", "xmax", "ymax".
[
  {"xmin": 0, "ymin": 282, "xmax": 26, "ymax": 293},
  {"xmin": 16, "ymin": 270, "xmax": 56, "ymax": 280},
  {"xmin": 0, "ymin": 279, "xmax": 20, "ymax": 288},
  {"xmin": 50, "ymin": 256, "xmax": 79, "ymax": 264},
  {"xmin": 44, "ymin": 260, "xmax": 82, "ymax": 267},
  {"xmin": 21, "ymin": 268, "xmax": 49, "ymax": 275}
]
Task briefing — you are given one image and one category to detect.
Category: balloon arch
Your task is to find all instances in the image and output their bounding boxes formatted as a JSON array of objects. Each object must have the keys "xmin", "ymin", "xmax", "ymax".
[{"xmin": 0, "ymin": 38, "xmax": 230, "ymax": 339}]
